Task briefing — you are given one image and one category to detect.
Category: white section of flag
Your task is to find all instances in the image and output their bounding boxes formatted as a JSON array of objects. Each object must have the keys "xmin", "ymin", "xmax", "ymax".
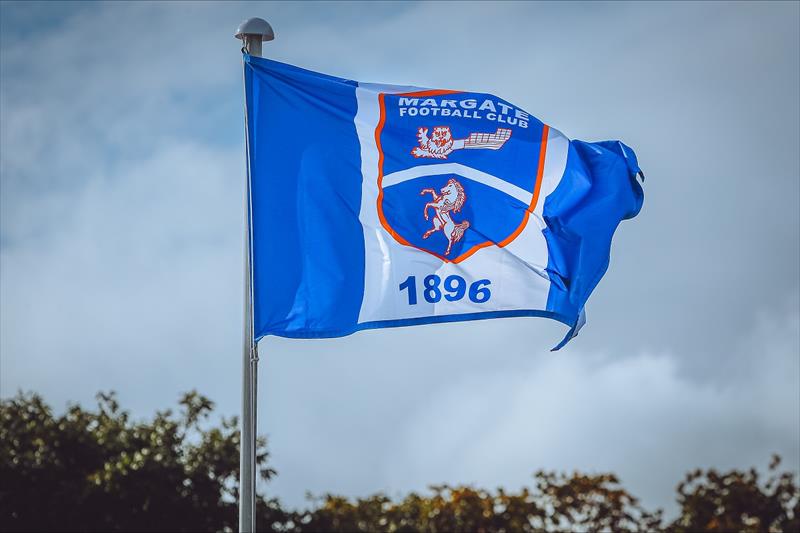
[{"xmin": 382, "ymin": 163, "xmax": 532, "ymax": 205}]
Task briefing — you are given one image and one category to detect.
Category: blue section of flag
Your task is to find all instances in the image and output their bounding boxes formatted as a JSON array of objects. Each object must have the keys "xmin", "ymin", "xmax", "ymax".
[
  {"xmin": 379, "ymin": 93, "xmax": 546, "ymax": 192},
  {"xmin": 543, "ymin": 140, "xmax": 644, "ymax": 347},
  {"xmin": 244, "ymin": 56, "xmax": 365, "ymax": 339},
  {"xmin": 382, "ymin": 173, "xmax": 529, "ymax": 260}
]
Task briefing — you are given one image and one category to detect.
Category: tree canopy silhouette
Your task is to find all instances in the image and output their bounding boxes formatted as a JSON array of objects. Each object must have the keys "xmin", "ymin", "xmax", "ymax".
[{"xmin": 1, "ymin": 392, "xmax": 797, "ymax": 532}]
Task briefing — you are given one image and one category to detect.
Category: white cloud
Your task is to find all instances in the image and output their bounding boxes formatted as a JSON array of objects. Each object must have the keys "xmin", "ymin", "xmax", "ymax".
[
  {"xmin": 1, "ymin": 140, "xmax": 245, "ymax": 414},
  {"xmin": 261, "ymin": 306, "xmax": 799, "ymax": 515}
]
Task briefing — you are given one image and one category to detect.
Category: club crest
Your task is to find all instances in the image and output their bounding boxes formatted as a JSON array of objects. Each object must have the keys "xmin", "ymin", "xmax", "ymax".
[{"xmin": 376, "ymin": 90, "xmax": 549, "ymax": 263}]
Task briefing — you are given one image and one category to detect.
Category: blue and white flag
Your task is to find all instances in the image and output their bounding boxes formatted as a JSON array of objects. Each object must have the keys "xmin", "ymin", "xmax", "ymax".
[{"xmin": 243, "ymin": 55, "xmax": 643, "ymax": 349}]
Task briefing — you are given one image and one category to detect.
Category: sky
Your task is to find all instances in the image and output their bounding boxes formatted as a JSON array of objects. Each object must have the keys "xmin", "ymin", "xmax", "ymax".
[{"xmin": 1, "ymin": 0, "xmax": 798, "ymax": 517}]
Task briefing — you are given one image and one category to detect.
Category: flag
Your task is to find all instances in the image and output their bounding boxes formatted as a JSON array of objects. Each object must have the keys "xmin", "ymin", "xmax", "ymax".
[{"xmin": 243, "ymin": 55, "xmax": 643, "ymax": 349}]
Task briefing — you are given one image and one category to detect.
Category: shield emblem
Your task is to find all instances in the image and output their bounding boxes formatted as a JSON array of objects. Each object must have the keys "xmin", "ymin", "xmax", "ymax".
[{"xmin": 376, "ymin": 90, "xmax": 550, "ymax": 263}]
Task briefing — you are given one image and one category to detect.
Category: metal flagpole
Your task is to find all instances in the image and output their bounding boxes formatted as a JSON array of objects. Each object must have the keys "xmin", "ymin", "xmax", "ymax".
[{"xmin": 235, "ymin": 17, "xmax": 274, "ymax": 533}]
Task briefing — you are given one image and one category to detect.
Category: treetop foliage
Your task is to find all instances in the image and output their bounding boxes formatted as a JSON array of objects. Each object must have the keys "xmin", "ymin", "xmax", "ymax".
[{"xmin": 1, "ymin": 391, "xmax": 797, "ymax": 532}]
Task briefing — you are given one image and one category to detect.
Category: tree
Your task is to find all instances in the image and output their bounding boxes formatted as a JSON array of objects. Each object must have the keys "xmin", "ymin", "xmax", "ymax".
[
  {"xmin": 0, "ymin": 391, "xmax": 284, "ymax": 532},
  {"xmin": 292, "ymin": 475, "xmax": 663, "ymax": 533},
  {"xmin": 2, "ymin": 391, "xmax": 797, "ymax": 532},
  {"xmin": 669, "ymin": 455, "xmax": 800, "ymax": 532}
]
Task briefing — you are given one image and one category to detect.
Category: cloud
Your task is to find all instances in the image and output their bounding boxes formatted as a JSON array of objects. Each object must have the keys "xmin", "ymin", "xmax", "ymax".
[
  {"xmin": 262, "ymin": 304, "xmax": 799, "ymax": 516},
  {"xmin": 0, "ymin": 139, "xmax": 245, "ymax": 413}
]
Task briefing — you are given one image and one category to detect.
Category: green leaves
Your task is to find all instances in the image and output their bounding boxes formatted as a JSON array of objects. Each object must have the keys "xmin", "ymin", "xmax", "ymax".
[
  {"xmin": 1, "ymin": 392, "xmax": 797, "ymax": 532},
  {"xmin": 0, "ymin": 390, "xmax": 278, "ymax": 532}
]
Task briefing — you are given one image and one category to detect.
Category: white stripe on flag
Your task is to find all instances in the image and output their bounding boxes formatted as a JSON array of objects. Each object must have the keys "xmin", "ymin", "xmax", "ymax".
[{"xmin": 381, "ymin": 163, "xmax": 533, "ymax": 206}]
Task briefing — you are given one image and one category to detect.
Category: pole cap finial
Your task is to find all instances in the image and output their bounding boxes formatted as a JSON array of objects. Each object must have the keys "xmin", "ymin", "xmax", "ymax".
[{"xmin": 235, "ymin": 17, "xmax": 274, "ymax": 42}]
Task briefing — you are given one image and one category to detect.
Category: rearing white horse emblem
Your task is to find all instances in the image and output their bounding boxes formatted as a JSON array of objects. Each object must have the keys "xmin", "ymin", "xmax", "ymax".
[{"xmin": 420, "ymin": 178, "xmax": 470, "ymax": 256}]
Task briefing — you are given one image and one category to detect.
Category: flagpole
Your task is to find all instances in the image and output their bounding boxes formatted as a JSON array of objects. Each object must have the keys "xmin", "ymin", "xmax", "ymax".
[{"xmin": 235, "ymin": 17, "xmax": 274, "ymax": 533}]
